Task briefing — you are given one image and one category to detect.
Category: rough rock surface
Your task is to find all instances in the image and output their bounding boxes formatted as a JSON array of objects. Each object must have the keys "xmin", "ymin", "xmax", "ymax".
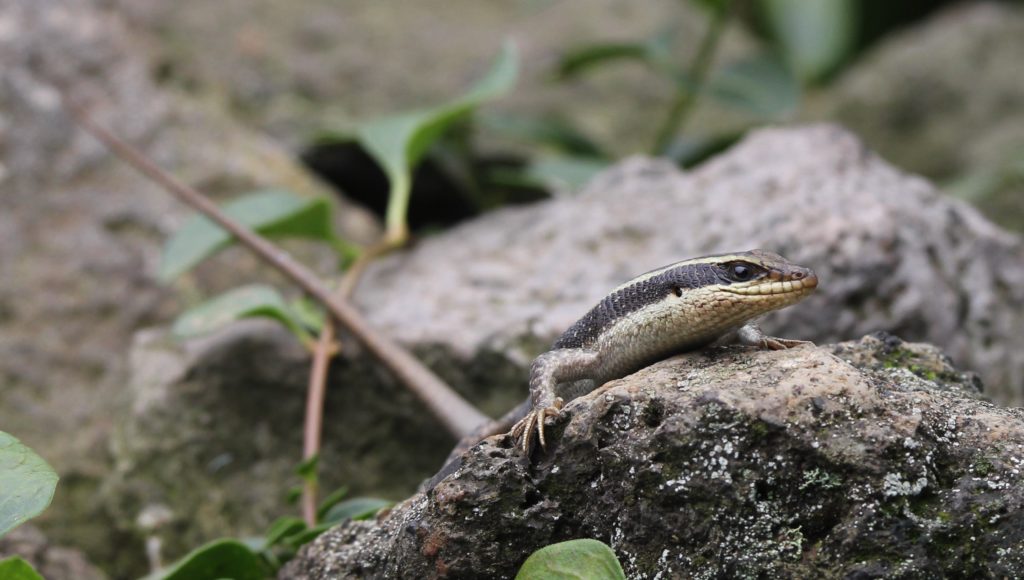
[
  {"xmin": 283, "ymin": 334, "xmax": 1024, "ymax": 579},
  {"xmin": 810, "ymin": 2, "xmax": 1024, "ymax": 231},
  {"xmin": 0, "ymin": 0, "xmax": 374, "ymax": 574},
  {"xmin": 0, "ymin": 524, "xmax": 106, "ymax": 580},
  {"xmin": 356, "ymin": 124, "xmax": 1024, "ymax": 405},
  {"xmin": 105, "ymin": 321, "xmax": 459, "ymax": 561}
]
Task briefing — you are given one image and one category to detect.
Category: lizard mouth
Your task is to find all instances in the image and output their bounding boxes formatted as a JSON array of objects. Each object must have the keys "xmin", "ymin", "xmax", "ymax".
[{"xmin": 720, "ymin": 274, "xmax": 818, "ymax": 296}]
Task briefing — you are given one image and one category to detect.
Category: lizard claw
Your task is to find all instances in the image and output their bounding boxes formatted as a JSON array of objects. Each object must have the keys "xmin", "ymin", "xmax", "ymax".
[
  {"xmin": 761, "ymin": 337, "xmax": 814, "ymax": 350},
  {"xmin": 509, "ymin": 398, "xmax": 564, "ymax": 455}
]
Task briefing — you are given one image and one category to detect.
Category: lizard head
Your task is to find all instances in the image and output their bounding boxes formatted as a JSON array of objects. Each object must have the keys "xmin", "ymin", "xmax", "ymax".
[{"xmin": 707, "ymin": 249, "xmax": 818, "ymax": 309}]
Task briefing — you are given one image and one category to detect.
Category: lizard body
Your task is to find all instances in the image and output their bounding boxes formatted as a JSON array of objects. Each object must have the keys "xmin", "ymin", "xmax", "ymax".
[{"xmin": 430, "ymin": 250, "xmax": 817, "ymax": 486}]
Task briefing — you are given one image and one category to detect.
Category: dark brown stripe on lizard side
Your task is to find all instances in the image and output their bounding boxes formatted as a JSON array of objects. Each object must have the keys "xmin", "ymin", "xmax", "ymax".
[{"xmin": 553, "ymin": 262, "xmax": 726, "ymax": 350}]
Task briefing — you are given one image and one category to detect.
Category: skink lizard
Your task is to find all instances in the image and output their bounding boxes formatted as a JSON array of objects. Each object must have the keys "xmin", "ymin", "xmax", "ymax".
[{"xmin": 432, "ymin": 250, "xmax": 817, "ymax": 484}]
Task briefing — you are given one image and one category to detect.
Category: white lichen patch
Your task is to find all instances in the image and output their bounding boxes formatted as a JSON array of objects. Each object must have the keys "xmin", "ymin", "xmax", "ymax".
[{"xmin": 882, "ymin": 471, "xmax": 929, "ymax": 497}]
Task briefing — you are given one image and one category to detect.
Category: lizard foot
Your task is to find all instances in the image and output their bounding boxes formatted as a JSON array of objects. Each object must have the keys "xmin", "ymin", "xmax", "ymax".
[
  {"xmin": 509, "ymin": 398, "xmax": 564, "ymax": 455},
  {"xmin": 760, "ymin": 337, "xmax": 814, "ymax": 350}
]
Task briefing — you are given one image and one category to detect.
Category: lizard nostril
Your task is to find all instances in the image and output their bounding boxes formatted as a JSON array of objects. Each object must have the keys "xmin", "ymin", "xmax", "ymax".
[{"xmin": 792, "ymin": 272, "xmax": 805, "ymax": 280}]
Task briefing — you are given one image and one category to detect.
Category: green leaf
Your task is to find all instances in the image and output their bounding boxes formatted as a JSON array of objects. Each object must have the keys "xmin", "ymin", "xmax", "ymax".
[
  {"xmin": 662, "ymin": 131, "xmax": 743, "ymax": 167},
  {"xmin": 263, "ymin": 517, "xmax": 306, "ymax": 548},
  {"xmin": 315, "ymin": 486, "xmax": 349, "ymax": 522},
  {"xmin": 289, "ymin": 298, "xmax": 327, "ymax": 335},
  {"xmin": 0, "ymin": 432, "xmax": 58, "ymax": 539},
  {"xmin": 480, "ymin": 113, "xmax": 606, "ymax": 158},
  {"xmin": 525, "ymin": 157, "xmax": 607, "ymax": 192},
  {"xmin": 159, "ymin": 190, "xmax": 335, "ymax": 281},
  {"xmin": 759, "ymin": 0, "xmax": 856, "ymax": 82},
  {"xmin": 557, "ymin": 30, "xmax": 674, "ymax": 80},
  {"xmin": 556, "ymin": 43, "xmax": 652, "ymax": 79},
  {"xmin": 516, "ymin": 539, "xmax": 625, "ymax": 580},
  {"xmin": 171, "ymin": 284, "xmax": 312, "ymax": 342},
  {"xmin": 142, "ymin": 539, "xmax": 267, "ymax": 580},
  {"xmin": 321, "ymin": 498, "xmax": 391, "ymax": 524},
  {"xmin": 282, "ymin": 523, "xmax": 333, "ymax": 549},
  {"xmin": 0, "ymin": 557, "xmax": 45, "ymax": 580},
  {"xmin": 706, "ymin": 54, "xmax": 800, "ymax": 120},
  {"xmin": 356, "ymin": 42, "xmax": 518, "ymax": 237},
  {"xmin": 294, "ymin": 454, "xmax": 319, "ymax": 483}
]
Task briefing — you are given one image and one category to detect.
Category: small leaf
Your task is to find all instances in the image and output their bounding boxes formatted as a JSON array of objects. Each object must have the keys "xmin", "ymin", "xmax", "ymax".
[
  {"xmin": 321, "ymin": 498, "xmax": 391, "ymax": 524},
  {"xmin": 706, "ymin": 54, "xmax": 800, "ymax": 120},
  {"xmin": 556, "ymin": 43, "xmax": 652, "ymax": 79},
  {"xmin": 294, "ymin": 454, "xmax": 319, "ymax": 482},
  {"xmin": 525, "ymin": 157, "xmax": 607, "ymax": 192},
  {"xmin": 142, "ymin": 539, "xmax": 266, "ymax": 580},
  {"xmin": 557, "ymin": 29, "xmax": 674, "ymax": 80},
  {"xmin": 662, "ymin": 131, "xmax": 742, "ymax": 167},
  {"xmin": 516, "ymin": 539, "xmax": 625, "ymax": 580},
  {"xmin": 289, "ymin": 298, "xmax": 327, "ymax": 334},
  {"xmin": 480, "ymin": 113, "xmax": 606, "ymax": 158},
  {"xmin": 759, "ymin": 0, "xmax": 856, "ymax": 82},
  {"xmin": 171, "ymin": 284, "xmax": 310, "ymax": 342},
  {"xmin": 282, "ymin": 523, "xmax": 333, "ymax": 549},
  {"xmin": 0, "ymin": 557, "xmax": 45, "ymax": 580},
  {"xmin": 159, "ymin": 190, "xmax": 335, "ymax": 281},
  {"xmin": 0, "ymin": 432, "xmax": 58, "ymax": 539},
  {"xmin": 356, "ymin": 42, "xmax": 518, "ymax": 235},
  {"xmin": 315, "ymin": 486, "xmax": 349, "ymax": 522},
  {"xmin": 263, "ymin": 517, "xmax": 306, "ymax": 548}
]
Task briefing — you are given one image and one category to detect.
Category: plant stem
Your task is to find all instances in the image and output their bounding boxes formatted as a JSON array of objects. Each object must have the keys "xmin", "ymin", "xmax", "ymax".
[
  {"xmin": 303, "ymin": 319, "xmax": 334, "ymax": 526},
  {"xmin": 64, "ymin": 96, "xmax": 490, "ymax": 439},
  {"xmin": 301, "ymin": 241, "xmax": 394, "ymax": 527},
  {"xmin": 651, "ymin": 0, "xmax": 732, "ymax": 155}
]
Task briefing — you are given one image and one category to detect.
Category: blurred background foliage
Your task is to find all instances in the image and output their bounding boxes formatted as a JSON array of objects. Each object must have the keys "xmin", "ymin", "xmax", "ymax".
[{"xmin": 128, "ymin": 0, "xmax": 1024, "ymax": 234}]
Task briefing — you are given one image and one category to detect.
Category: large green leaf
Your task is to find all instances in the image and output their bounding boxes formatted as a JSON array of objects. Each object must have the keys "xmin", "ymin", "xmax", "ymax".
[
  {"xmin": 356, "ymin": 42, "xmax": 518, "ymax": 237},
  {"xmin": 516, "ymin": 539, "xmax": 625, "ymax": 580},
  {"xmin": 142, "ymin": 539, "xmax": 267, "ymax": 580},
  {"xmin": 171, "ymin": 284, "xmax": 311, "ymax": 342},
  {"xmin": 759, "ymin": 0, "xmax": 856, "ymax": 83},
  {"xmin": 0, "ymin": 432, "xmax": 58, "ymax": 539},
  {"xmin": 0, "ymin": 557, "xmax": 45, "ymax": 580},
  {"xmin": 159, "ymin": 190, "xmax": 335, "ymax": 281},
  {"xmin": 706, "ymin": 54, "xmax": 800, "ymax": 120}
]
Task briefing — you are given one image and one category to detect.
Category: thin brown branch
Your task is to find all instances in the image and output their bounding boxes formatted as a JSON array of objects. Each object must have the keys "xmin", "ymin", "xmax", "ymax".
[{"xmin": 63, "ymin": 96, "xmax": 490, "ymax": 438}]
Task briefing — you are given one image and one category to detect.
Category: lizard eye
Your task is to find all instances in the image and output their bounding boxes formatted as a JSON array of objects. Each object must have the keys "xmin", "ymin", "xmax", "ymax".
[{"xmin": 728, "ymin": 264, "xmax": 754, "ymax": 282}]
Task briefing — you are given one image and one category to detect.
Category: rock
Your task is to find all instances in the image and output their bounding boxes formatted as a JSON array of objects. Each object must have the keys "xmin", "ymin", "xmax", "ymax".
[
  {"xmin": 809, "ymin": 3, "xmax": 1024, "ymax": 231},
  {"xmin": 0, "ymin": 0, "xmax": 375, "ymax": 574},
  {"xmin": 0, "ymin": 524, "xmax": 106, "ymax": 580},
  {"xmin": 104, "ymin": 321, "xmax": 458, "ymax": 562},
  {"xmin": 282, "ymin": 334, "xmax": 1024, "ymax": 579},
  {"xmin": 357, "ymin": 124, "xmax": 1024, "ymax": 405}
]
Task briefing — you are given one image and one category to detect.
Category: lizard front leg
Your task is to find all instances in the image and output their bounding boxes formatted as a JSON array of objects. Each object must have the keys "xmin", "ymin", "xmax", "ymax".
[
  {"xmin": 510, "ymin": 349, "xmax": 600, "ymax": 455},
  {"xmin": 736, "ymin": 322, "xmax": 813, "ymax": 350}
]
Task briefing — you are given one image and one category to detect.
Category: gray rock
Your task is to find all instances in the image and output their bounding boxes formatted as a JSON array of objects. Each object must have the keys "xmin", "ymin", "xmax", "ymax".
[
  {"xmin": 283, "ymin": 334, "xmax": 1023, "ymax": 579},
  {"xmin": 809, "ymin": 2, "xmax": 1024, "ymax": 231},
  {"xmin": 104, "ymin": 321, "xmax": 458, "ymax": 562},
  {"xmin": 357, "ymin": 124, "xmax": 1024, "ymax": 405}
]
